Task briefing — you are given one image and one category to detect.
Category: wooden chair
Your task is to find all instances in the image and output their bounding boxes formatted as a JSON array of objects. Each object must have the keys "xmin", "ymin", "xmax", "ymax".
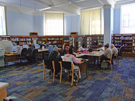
[
  {"xmin": 43, "ymin": 60, "xmax": 55, "ymax": 82},
  {"xmin": 103, "ymin": 55, "xmax": 113, "ymax": 70},
  {"xmin": 59, "ymin": 61, "xmax": 80, "ymax": 86}
]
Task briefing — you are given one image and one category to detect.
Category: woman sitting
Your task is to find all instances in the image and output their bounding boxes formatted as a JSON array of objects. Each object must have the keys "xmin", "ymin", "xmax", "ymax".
[{"xmin": 64, "ymin": 48, "xmax": 81, "ymax": 79}]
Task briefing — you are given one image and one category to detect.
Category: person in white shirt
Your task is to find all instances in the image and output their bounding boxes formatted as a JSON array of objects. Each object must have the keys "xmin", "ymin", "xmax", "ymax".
[
  {"xmin": 100, "ymin": 45, "xmax": 112, "ymax": 63},
  {"xmin": 111, "ymin": 44, "xmax": 118, "ymax": 57},
  {"xmin": 78, "ymin": 44, "xmax": 87, "ymax": 52}
]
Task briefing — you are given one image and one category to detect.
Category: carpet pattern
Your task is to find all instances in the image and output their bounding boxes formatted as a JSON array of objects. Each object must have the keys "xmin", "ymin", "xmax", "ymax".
[{"xmin": 0, "ymin": 57, "xmax": 135, "ymax": 101}]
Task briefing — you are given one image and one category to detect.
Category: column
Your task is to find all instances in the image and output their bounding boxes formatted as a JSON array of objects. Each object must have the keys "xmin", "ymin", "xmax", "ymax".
[{"xmin": 104, "ymin": 4, "xmax": 114, "ymax": 47}]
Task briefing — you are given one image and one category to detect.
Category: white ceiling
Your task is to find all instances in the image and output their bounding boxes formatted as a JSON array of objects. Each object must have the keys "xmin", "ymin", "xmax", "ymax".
[{"xmin": 0, "ymin": 0, "xmax": 134, "ymax": 15}]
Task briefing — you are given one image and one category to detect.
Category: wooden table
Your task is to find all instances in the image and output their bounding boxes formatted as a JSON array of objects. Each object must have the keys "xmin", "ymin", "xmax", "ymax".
[
  {"xmin": 4, "ymin": 49, "xmax": 49, "ymax": 65},
  {"xmin": 0, "ymin": 82, "xmax": 9, "ymax": 101}
]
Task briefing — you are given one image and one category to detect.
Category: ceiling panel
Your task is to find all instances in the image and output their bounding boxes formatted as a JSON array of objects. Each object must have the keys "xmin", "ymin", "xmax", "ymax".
[{"xmin": 71, "ymin": 0, "xmax": 101, "ymax": 8}]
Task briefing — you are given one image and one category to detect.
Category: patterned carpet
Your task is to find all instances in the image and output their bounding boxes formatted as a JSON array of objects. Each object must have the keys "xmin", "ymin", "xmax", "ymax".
[{"xmin": 0, "ymin": 57, "xmax": 135, "ymax": 101}]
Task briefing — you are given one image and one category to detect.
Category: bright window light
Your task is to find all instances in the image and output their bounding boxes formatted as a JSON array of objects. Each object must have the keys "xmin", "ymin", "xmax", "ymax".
[
  {"xmin": 0, "ymin": 6, "xmax": 6, "ymax": 35},
  {"xmin": 121, "ymin": 3, "xmax": 135, "ymax": 34}
]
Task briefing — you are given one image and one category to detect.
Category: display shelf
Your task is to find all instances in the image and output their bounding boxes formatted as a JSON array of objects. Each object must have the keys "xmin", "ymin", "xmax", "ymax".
[
  {"xmin": 69, "ymin": 37, "xmax": 75, "ymax": 47},
  {"xmin": 86, "ymin": 36, "xmax": 92, "ymax": 48},
  {"xmin": 76, "ymin": 36, "xmax": 83, "ymax": 50}
]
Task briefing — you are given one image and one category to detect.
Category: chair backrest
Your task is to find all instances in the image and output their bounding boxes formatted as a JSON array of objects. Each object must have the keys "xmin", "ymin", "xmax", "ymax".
[
  {"xmin": 20, "ymin": 48, "xmax": 27, "ymax": 57},
  {"xmin": 27, "ymin": 48, "xmax": 33, "ymax": 56},
  {"xmin": 43, "ymin": 59, "xmax": 53, "ymax": 69},
  {"xmin": 32, "ymin": 49, "xmax": 38, "ymax": 57},
  {"xmin": 118, "ymin": 46, "xmax": 123, "ymax": 56},
  {"xmin": 61, "ymin": 61, "xmax": 73, "ymax": 70}
]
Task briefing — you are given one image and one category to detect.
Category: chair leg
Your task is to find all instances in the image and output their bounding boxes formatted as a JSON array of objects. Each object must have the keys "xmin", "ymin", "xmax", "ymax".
[
  {"xmin": 60, "ymin": 70, "xmax": 62, "ymax": 83},
  {"xmin": 53, "ymin": 70, "xmax": 55, "ymax": 82},
  {"xmin": 77, "ymin": 70, "xmax": 79, "ymax": 81},
  {"xmin": 110, "ymin": 62, "xmax": 112, "ymax": 70},
  {"xmin": 68, "ymin": 72, "xmax": 69, "ymax": 79},
  {"xmin": 71, "ymin": 71, "xmax": 74, "ymax": 86},
  {"xmin": 43, "ymin": 67, "xmax": 45, "ymax": 79}
]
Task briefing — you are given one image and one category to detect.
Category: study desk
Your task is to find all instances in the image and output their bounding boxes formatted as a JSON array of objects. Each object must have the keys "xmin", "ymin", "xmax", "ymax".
[
  {"xmin": 0, "ymin": 82, "xmax": 9, "ymax": 101},
  {"xmin": 4, "ymin": 49, "xmax": 49, "ymax": 65}
]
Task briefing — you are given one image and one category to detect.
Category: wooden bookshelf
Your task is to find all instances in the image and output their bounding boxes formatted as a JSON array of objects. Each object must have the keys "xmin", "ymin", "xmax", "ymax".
[
  {"xmin": 10, "ymin": 36, "xmax": 20, "ymax": 45},
  {"xmin": 63, "ymin": 36, "xmax": 70, "ymax": 45},
  {"xmin": 112, "ymin": 34, "xmax": 122, "ymax": 50},
  {"xmin": 1, "ymin": 36, "xmax": 11, "ymax": 41},
  {"xmin": 38, "ymin": 36, "xmax": 46, "ymax": 44},
  {"xmin": 122, "ymin": 34, "xmax": 132, "ymax": 53},
  {"xmin": 19, "ymin": 36, "xmax": 32, "ymax": 45},
  {"xmin": 47, "ymin": 36, "xmax": 63, "ymax": 48},
  {"xmin": 132, "ymin": 34, "xmax": 135, "ymax": 53}
]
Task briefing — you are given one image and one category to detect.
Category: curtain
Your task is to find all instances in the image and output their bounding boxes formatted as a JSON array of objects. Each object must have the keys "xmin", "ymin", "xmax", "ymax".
[
  {"xmin": 80, "ymin": 9, "xmax": 101, "ymax": 35},
  {"xmin": 45, "ymin": 13, "xmax": 64, "ymax": 35}
]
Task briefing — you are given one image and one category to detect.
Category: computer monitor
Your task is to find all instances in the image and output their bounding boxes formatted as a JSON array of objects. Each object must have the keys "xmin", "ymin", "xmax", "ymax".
[
  {"xmin": 35, "ymin": 44, "xmax": 40, "ymax": 49},
  {"xmin": 11, "ymin": 45, "xmax": 17, "ymax": 52},
  {"xmin": 23, "ymin": 45, "xmax": 28, "ymax": 49},
  {"xmin": 40, "ymin": 44, "xmax": 46, "ymax": 49}
]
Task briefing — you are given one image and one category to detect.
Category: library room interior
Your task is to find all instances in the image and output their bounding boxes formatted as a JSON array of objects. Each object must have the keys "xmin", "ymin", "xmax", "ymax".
[{"xmin": 0, "ymin": 0, "xmax": 135, "ymax": 101}]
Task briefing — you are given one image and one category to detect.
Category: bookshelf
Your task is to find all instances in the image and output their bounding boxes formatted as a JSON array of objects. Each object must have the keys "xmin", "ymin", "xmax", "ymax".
[
  {"xmin": 112, "ymin": 34, "xmax": 122, "ymax": 50},
  {"xmin": 91, "ymin": 36, "xmax": 98, "ymax": 49},
  {"xmin": 19, "ymin": 36, "xmax": 32, "ymax": 45},
  {"xmin": 98, "ymin": 35, "xmax": 104, "ymax": 46},
  {"xmin": 47, "ymin": 36, "xmax": 63, "ymax": 48},
  {"xmin": 122, "ymin": 34, "xmax": 132, "ymax": 53},
  {"xmin": 38, "ymin": 36, "xmax": 46, "ymax": 44},
  {"xmin": 10, "ymin": 36, "xmax": 19, "ymax": 45},
  {"xmin": 1, "ymin": 36, "xmax": 11, "ymax": 41},
  {"xmin": 132, "ymin": 34, "xmax": 135, "ymax": 53},
  {"xmin": 69, "ymin": 37, "xmax": 75, "ymax": 47},
  {"xmin": 63, "ymin": 36, "xmax": 70, "ymax": 45}
]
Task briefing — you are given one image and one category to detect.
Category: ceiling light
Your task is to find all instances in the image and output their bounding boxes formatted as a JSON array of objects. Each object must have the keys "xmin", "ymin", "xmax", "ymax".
[{"xmin": 39, "ymin": 7, "xmax": 51, "ymax": 11}]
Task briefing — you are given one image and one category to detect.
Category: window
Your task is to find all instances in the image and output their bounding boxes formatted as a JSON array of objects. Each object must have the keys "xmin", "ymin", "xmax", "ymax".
[
  {"xmin": 121, "ymin": 3, "xmax": 135, "ymax": 33},
  {"xmin": 45, "ymin": 13, "xmax": 64, "ymax": 35},
  {"xmin": 80, "ymin": 9, "xmax": 102, "ymax": 35},
  {"xmin": 0, "ymin": 6, "xmax": 6, "ymax": 35}
]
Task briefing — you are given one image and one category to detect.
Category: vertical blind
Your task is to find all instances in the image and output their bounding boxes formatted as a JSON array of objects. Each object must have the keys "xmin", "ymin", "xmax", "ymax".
[
  {"xmin": 80, "ymin": 9, "xmax": 102, "ymax": 35},
  {"xmin": 45, "ymin": 13, "xmax": 64, "ymax": 35},
  {"xmin": 0, "ymin": 6, "xmax": 6, "ymax": 35}
]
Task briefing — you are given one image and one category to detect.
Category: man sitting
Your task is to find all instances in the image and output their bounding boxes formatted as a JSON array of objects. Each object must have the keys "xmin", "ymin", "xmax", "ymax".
[
  {"xmin": 111, "ymin": 44, "xmax": 118, "ymax": 57},
  {"xmin": 100, "ymin": 44, "xmax": 112, "ymax": 64}
]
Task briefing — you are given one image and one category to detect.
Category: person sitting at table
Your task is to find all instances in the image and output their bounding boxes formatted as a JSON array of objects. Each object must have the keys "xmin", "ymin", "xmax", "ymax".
[
  {"xmin": 100, "ymin": 44, "xmax": 112, "ymax": 64},
  {"xmin": 47, "ymin": 46, "xmax": 62, "ymax": 76},
  {"xmin": 64, "ymin": 48, "xmax": 81, "ymax": 79},
  {"xmin": 78, "ymin": 44, "xmax": 87, "ymax": 52},
  {"xmin": 111, "ymin": 44, "xmax": 118, "ymax": 57},
  {"xmin": 63, "ymin": 45, "xmax": 70, "ymax": 55}
]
